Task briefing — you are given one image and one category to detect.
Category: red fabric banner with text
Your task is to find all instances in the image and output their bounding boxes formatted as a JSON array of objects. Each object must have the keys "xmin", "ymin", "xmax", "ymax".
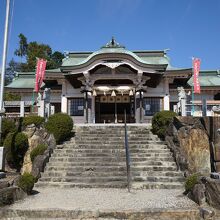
[
  {"xmin": 193, "ymin": 58, "xmax": 201, "ymax": 94},
  {"xmin": 35, "ymin": 59, "xmax": 47, "ymax": 92}
]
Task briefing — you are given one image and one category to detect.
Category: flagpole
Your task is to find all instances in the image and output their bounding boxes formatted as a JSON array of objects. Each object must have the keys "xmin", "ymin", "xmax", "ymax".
[
  {"xmin": 191, "ymin": 58, "xmax": 195, "ymax": 116},
  {"xmin": 0, "ymin": 0, "xmax": 11, "ymax": 143}
]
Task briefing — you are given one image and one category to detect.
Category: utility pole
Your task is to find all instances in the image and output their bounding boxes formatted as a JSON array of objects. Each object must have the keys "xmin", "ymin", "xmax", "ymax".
[{"xmin": 0, "ymin": 0, "xmax": 11, "ymax": 143}]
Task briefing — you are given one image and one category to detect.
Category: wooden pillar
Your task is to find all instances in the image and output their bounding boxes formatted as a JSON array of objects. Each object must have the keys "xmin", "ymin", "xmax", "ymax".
[
  {"xmin": 85, "ymin": 91, "xmax": 89, "ymax": 123},
  {"xmin": 139, "ymin": 91, "xmax": 143, "ymax": 123}
]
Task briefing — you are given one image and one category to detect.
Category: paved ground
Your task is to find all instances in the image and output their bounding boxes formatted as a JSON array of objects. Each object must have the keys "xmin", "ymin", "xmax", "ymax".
[{"xmin": 9, "ymin": 187, "xmax": 197, "ymax": 211}]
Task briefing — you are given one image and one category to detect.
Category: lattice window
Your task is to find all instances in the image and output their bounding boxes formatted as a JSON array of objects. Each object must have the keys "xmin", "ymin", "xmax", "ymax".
[
  {"xmin": 143, "ymin": 97, "xmax": 162, "ymax": 116},
  {"xmin": 68, "ymin": 98, "xmax": 84, "ymax": 116}
]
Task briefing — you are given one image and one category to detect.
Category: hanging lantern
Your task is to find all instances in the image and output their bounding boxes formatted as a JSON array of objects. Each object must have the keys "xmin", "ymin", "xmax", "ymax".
[
  {"xmin": 129, "ymin": 90, "xmax": 133, "ymax": 96},
  {"xmin": 111, "ymin": 90, "xmax": 116, "ymax": 97},
  {"xmin": 92, "ymin": 90, "xmax": 97, "ymax": 96}
]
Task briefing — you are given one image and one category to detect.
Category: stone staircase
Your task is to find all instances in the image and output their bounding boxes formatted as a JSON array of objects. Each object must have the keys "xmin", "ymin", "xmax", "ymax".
[{"xmin": 36, "ymin": 125, "xmax": 184, "ymax": 189}]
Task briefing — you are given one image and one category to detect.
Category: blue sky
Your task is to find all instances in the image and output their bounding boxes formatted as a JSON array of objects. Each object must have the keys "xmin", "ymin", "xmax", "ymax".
[{"xmin": 0, "ymin": 0, "xmax": 220, "ymax": 70}]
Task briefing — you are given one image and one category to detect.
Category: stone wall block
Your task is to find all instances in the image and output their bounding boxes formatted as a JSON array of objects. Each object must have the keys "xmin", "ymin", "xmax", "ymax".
[
  {"xmin": 46, "ymin": 134, "xmax": 56, "ymax": 150},
  {"xmin": 21, "ymin": 134, "xmax": 45, "ymax": 175},
  {"xmin": 21, "ymin": 126, "xmax": 56, "ymax": 175},
  {"xmin": 192, "ymin": 183, "xmax": 206, "ymax": 205},
  {"xmin": 204, "ymin": 178, "xmax": 220, "ymax": 209},
  {"xmin": 177, "ymin": 127, "xmax": 211, "ymax": 175},
  {"xmin": 31, "ymin": 154, "xmax": 49, "ymax": 179},
  {"xmin": 0, "ymin": 186, "xmax": 26, "ymax": 205},
  {"xmin": 166, "ymin": 116, "xmax": 211, "ymax": 175}
]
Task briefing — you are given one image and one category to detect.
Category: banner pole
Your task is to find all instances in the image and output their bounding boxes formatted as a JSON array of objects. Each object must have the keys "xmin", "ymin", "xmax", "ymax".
[
  {"xmin": 192, "ymin": 84, "xmax": 195, "ymax": 116},
  {"xmin": 32, "ymin": 90, "xmax": 35, "ymax": 113},
  {"xmin": 192, "ymin": 58, "xmax": 195, "ymax": 116}
]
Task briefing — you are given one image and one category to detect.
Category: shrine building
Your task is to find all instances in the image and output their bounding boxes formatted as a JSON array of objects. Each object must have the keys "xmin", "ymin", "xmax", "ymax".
[{"xmin": 5, "ymin": 38, "xmax": 220, "ymax": 123}]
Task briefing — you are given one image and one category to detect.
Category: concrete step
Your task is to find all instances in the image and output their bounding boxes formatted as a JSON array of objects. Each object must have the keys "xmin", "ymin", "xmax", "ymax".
[
  {"xmin": 59, "ymin": 145, "xmax": 169, "ymax": 151},
  {"xmin": 76, "ymin": 126, "xmax": 150, "ymax": 130},
  {"xmin": 132, "ymin": 170, "xmax": 184, "ymax": 178},
  {"xmin": 75, "ymin": 132, "xmax": 152, "ymax": 136},
  {"xmin": 44, "ymin": 165, "xmax": 178, "ymax": 173},
  {"xmin": 43, "ymin": 168, "xmax": 183, "ymax": 177},
  {"xmin": 45, "ymin": 166, "xmax": 127, "ymax": 172},
  {"xmin": 75, "ymin": 138, "xmax": 161, "ymax": 144},
  {"xmin": 53, "ymin": 148, "xmax": 171, "ymax": 154},
  {"xmin": 131, "ymin": 166, "xmax": 178, "ymax": 172},
  {"xmin": 41, "ymin": 171, "xmax": 184, "ymax": 181},
  {"xmin": 35, "ymin": 181, "xmax": 127, "ymax": 188},
  {"xmin": 41, "ymin": 171, "xmax": 127, "ymax": 178},
  {"xmin": 74, "ymin": 141, "xmax": 166, "ymax": 146},
  {"xmin": 46, "ymin": 161, "xmax": 125, "ymax": 167},
  {"xmin": 0, "ymin": 207, "xmax": 200, "ymax": 220},
  {"xmin": 132, "ymin": 181, "xmax": 184, "ymax": 189},
  {"xmin": 46, "ymin": 161, "xmax": 176, "ymax": 167},
  {"xmin": 38, "ymin": 176, "xmax": 127, "ymax": 183},
  {"xmin": 51, "ymin": 153, "xmax": 174, "ymax": 161},
  {"xmin": 49, "ymin": 156, "xmax": 175, "ymax": 163},
  {"xmin": 35, "ymin": 124, "xmax": 183, "ymax": 190},
  {"xmin": 132, "ymin": 175, "xmax": 185, "ymax": 183}
]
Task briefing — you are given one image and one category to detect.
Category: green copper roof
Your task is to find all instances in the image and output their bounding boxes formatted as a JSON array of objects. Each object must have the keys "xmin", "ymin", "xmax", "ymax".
[
  {"xmin": 6, "ymin": 72, "xmax": 44, "ymax": 89},
  {"xmin": 187, "ymin": 70, "xmax": 220, "ymax": 87},
  {"xmin": 62, "ymin": 48, "xmax": 170, "ymax": 67},
  {"xmin": 62, "ymin": 38, "xmax": 170, "ymax": 68}
]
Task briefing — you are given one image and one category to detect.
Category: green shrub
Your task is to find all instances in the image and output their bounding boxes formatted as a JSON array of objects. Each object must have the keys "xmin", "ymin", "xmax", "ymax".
[
  {"xmin": 30, "ymin": 144, "xmax": 47, "ymax": 162},
  {"xmin": 18, "ymin": 173, "xmax": 35, "ymax": 194},
  {"xmin": 185, "ymin": 173, "xmax": 201, "ymax": 193},
  {"xmin": 4, "ymin": 132, "xmax": 29, "ymax": 169},
  {"xmin": 22, "ymin": 115, "xmax": 45, "ymax": 127},
  {"xmin": 152, "ymin": 110, "xmax": 177, "ymax": 139},
  {"xmin": 1, "ymin": 118, "xmax": 17, "ymax": 144},
  {"xmin": 45, "ymin": 113, "xmax": 73, "ymax": 144}
]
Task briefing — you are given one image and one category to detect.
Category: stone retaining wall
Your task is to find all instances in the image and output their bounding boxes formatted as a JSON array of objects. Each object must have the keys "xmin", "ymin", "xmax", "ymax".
[{"xmin": 165, "ymin": 117, "xmax": 212, "ymax": 175}]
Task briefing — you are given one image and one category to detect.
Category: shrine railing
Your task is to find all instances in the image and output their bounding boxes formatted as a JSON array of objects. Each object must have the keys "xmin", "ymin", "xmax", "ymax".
[{"xmin": 124, "ymin": 110, "xmax": 131, "ymax": 192}]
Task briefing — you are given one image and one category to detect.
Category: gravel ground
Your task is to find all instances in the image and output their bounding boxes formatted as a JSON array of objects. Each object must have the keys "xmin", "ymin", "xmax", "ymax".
[{"xmin": 8, "ymin": 188, "xmax": 198, "ymax": 211}]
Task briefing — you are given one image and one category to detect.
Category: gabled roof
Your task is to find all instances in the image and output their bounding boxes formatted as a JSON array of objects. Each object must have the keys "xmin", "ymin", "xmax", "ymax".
[
  {"xmin": 6, "ymin": 72, "xmax": 34, "ymax": 89},
  {"xmin": 6, "ymin": 72, "xmax": 36, "ymax": 89},
  {"xmin": 61, "ymin": 38, "xmax": 170, "ymax": 70},
  {"xmin": 187, "ymin": 70, "xmax": 220, "ymax": 87}
]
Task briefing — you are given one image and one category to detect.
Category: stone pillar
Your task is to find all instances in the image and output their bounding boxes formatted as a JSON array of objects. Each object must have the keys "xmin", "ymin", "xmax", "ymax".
[
  {"xmin": 135, "ymin": 91, "xmax": 144, "ymax": 123},
  {"xmin": 85, "ymin": 91, "xmax": 89, "ymax": 123},
  {"xmin": 45, "ymin": 103, "xmax": 51, "ymax": 118},
  {"xmin": 91, "ymin": 96, "xmax": 95, "ymax": 123},
  {"xmin": 61, "ymin": 79, "xmax": 68, "ymax": 113},
  {"xmin": 180, "ymin": 99, "xmax": 186, "ymax": 116},
  {"xmin": 177, "ymin": 87, "xmax": 186, "ymax": 116},
  {"xmin": 38, "ymin": 100, "xmax": 45, "ymax": 117},
  {"xmin": 163, "ymin": 77, "xmax": 170, "ymax": 111},
  {"xmin": 61, "ymin": 96, "xmax": 68, "ymax": 113},
  {"xmin": 139, "ymin": 91, "xmax": 143, "ymax": 123},
  {"xmin": 20, "ymin": 101, "xmax": 25, "ymax": 117},
  {"xmin": 164, "ymin": 95, "xmax": 170, "ymax": 110}
]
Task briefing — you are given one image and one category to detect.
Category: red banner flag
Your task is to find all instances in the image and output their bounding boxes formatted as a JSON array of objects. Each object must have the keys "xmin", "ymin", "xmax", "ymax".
[
  {"xmin": 35, "ymin": 59, "xmax": 47, "ymax": 92},
  {"xmin": 193, "ymin": 58, "xmax": 201, "ymax": 94}
]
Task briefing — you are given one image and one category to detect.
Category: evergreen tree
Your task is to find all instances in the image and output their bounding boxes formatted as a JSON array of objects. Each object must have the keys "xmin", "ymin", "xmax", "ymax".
[
  {"xmin": 14, "ymin": 33, "xmax": 28, "ymax": 59},
  {"xmin": 5, "ymin": 59, "xmax": 21, "ymax": 85},
  {"xmin": 14, "ymin": 33, "xmax": 64, "ymax": 71}
]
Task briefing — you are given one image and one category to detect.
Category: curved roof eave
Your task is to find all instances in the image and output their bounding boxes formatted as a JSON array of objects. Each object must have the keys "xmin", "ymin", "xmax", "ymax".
[
  {"xmin": 64, "ymin": 48, "xmax": 155, "ymax": 67},
  {"xmin": 61, "ymin": 52, "xmax": 168, "ymax": 73}
]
